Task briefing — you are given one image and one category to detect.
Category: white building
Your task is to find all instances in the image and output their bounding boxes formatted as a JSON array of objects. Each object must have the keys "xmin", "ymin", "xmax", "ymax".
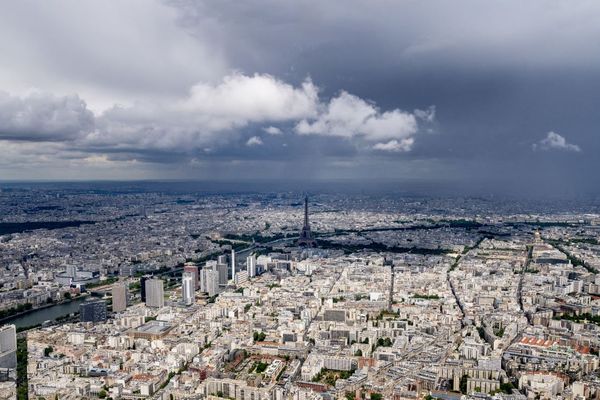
[
  {"xmin": 231, "ymin": 249, "xmax": 236, "ymax": 282},
  {"xmin": 246, "ymin": 254, "xmax": 257, "ymax": 278},
  {"xmin": 519, "ymin": 373, "xmax": 565, "ymax": 398},
  {"xmin": 201, "ymin": 267, "xmax": 220, "ymax": 297},
  {"xmin": 182, "ymin": 271, "xmax": 195, "ymax": 306},
  {"xmin": 235, "ymin": 270, "xmax": 249, "ymax": 285},
  {"xmin": 200, "ymin": 261, "xmax": 218, "ymax": 292}
]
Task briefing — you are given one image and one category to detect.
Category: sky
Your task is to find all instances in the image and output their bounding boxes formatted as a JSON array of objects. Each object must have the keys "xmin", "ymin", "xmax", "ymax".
[{"xmin": 0, "ymin": 0, "xmax": 599, "ymax": 195}]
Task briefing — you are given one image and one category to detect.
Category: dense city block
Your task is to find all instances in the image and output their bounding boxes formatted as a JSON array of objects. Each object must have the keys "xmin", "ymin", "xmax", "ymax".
[{"xmin": 1, "ymin": 184, "xmax": 600, "ymax": 399}]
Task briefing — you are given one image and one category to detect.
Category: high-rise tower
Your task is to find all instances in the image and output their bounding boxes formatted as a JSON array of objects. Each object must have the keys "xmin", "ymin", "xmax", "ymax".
[
  {"xmin": 246, "ymin": 254, "xmax": 257, "ymax": 277},
  {"xmin": 140, "ymin": 275, "xmax": 151, "ymax": 302},
  {"xmin": 145, "ymin": 278, "xmax": 165, "ymax": 308},
  {"xmin": 183, "ymin": 263, "xmax": 199, "ymax": 290},
  {"xmin": 182, "ymin": 271, "xmax": 195, "ymax": 306},
  {"xmin": 112, "ymin": 283, "xmax": 128, "ymax": 312},
  {"xmin": 231, "ymin": 249, "xmax": 236, "ymax": 281},
  {"xmin": 297, "ymin": 195, "xmax": 316, "ymax": 247}
]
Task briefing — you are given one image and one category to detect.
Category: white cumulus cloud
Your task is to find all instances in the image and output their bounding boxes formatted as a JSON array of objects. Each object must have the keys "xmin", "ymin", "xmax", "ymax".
[
  {"xmin": 87, "ymin": 73, "xmax": 320, "ymax": 150},
  {"xmin": 0, "ymin": 73, "xmax": 433, "ymax": 158},
  {"xmin": 533, "ymin": 131, "xmax": 581, "ymax": 152},
  {"xmin": 246, "ymin": 136, "xmax": 263, "ymax": 146},
  {"xmin": 295, "ymin": 91, "xmax": 426, "ymax": 143},
  {"xmin": 183, "ymin": 74, "xmax": 318, "ymax": 122},
  {"xmin": 263, "ymin": 126, "xmax": 282, "ymax": 135},
  {"xmin": 373, "ymin": 138, "xmax": 415, "ymax": 152}
]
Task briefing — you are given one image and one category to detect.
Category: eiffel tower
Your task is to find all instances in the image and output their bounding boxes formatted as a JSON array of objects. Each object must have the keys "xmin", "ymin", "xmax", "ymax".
[{"xmin": 297, "ymin": 195, "xmax": 316, "ymax": 247}]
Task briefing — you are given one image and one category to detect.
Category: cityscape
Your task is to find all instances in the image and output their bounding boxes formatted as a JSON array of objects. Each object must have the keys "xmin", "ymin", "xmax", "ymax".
[
  {"xmin": 0, "ymin": 183, "xmax": 599, "ymax": 399},
  {"xmin": 2, "ymin": 0, "xmax": 600, "ymax": 399}
]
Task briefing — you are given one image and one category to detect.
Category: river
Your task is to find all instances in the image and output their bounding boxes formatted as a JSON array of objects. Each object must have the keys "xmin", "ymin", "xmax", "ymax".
[{"xmin": 4, "ymin": 296, "xmax": 88, "ymax": 329}]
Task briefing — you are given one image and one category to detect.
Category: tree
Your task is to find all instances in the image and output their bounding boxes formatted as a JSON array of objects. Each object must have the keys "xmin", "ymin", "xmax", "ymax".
[
  {"xmin": 44, "ymin": 346, "xmax": 53, "ymax": 357},
  {"xmin": 459, "ymin": 374, "xmax": 468, "ymax": 394},
  {"xmin": 354, "ymin": 349, "xmax": 363, "ymax": 356},
  {"xmin": 499, "ymin": 382, "xmax": 514, "ymax": 394},
  {"xmin": 325, "ymin": 374, "xmax": 336, "ymax": 386},
  {"xmin": 255, "ymin": 361, "xmax": 268, "ymax": 373},
  {"xmin": 16, "ymin": 338, "xmax": 28, "ymax": 400},
  {"xmin": 98, "ymin": 390, "xmax": 107, "ymax": 399}
]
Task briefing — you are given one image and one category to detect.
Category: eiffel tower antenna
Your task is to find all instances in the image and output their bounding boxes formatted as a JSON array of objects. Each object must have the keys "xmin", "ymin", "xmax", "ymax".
[{"xmin": 297, "ymin": 194, "xmax": 316, "ymax": 247}]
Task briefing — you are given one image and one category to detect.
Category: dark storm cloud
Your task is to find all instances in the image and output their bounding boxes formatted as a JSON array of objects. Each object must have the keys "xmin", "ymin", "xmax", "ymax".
[
  {"xmin": 168, "ymin": 0, "xmax": 600, "ymax": 191},
  {"xmin": 170, "ymin": 1, "xmax": 600, "ymax": 141},
  {"xmin": 0, "ymin": 91, "xmax": 94, "ymax": 141},
  {"xmin": 1, "ymin": 0, "xmax": 599, "ymax": 190},
  {"xmin": 171, "ymin": 1, "xmax": 600, "ymax": 76}
]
